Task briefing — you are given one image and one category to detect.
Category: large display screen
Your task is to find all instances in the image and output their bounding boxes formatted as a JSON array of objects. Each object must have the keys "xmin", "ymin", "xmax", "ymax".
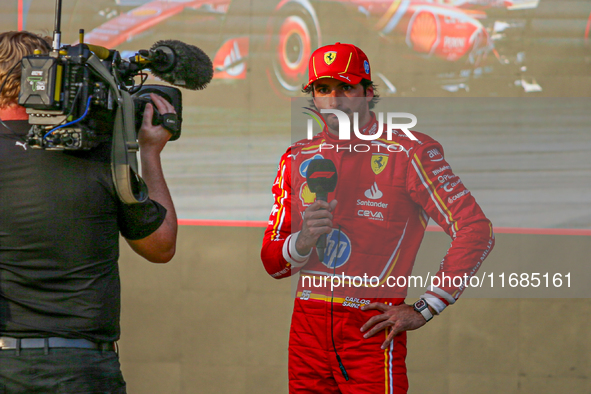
[{"xmin": 3, "ymin": 0, "xmax": 590, "ymax": 228}]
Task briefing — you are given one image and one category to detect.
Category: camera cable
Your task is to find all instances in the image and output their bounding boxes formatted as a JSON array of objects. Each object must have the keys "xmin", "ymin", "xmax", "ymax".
[
  {"xmin": 44, "ymin": 95, "xmax": 92, "ymax": 139},
  {"xmin": 330, "ymin": 225, "xmax": 349, "ymax": 381}
]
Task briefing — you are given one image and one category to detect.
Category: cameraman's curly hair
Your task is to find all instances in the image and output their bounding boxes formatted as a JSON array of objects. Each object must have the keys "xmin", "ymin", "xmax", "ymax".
[{"xmin": 0, "ymin": 31, "xmax": 52, "ymax": 109}]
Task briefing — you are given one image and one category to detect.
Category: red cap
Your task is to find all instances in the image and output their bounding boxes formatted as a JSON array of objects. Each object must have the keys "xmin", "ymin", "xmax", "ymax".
[{"xmin": 304, "ymin": 42, "xmax": 371, "ymax": 89}]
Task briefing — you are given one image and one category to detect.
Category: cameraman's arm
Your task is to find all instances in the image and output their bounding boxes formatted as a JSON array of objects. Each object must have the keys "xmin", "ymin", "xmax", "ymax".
[{"xmin": 125, "ymin": 94, "xmax": 178, "ymax": 263}]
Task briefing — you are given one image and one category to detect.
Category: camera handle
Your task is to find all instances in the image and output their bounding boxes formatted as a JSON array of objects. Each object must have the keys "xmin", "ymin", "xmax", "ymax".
[{"xmin": 86, "ymin": 55, "xmax": 148, "ymax": 204}]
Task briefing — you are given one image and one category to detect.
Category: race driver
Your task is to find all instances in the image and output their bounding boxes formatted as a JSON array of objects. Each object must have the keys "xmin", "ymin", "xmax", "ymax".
[{"xmin": 260, "ymin": 42, "xmax": 495, "ymax": 393}]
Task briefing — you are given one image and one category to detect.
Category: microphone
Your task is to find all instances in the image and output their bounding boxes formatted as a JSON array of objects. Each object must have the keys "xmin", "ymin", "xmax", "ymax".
[
  {"xmin": 306, "ymin": 159, "xmax": 338, "ymax": 262},
  {"xmin": 144, "ymin": 40, "xmax": 214, "ymax": 90}
]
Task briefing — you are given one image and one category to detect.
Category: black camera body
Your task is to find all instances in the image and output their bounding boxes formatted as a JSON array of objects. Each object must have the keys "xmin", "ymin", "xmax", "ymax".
[
  {"xmin": 20, "ymin": 45, "xmax": 112, "ymax": 150},
  {"xmin": 18, "ymin": 44, "xmax": 181, "ymax": 150},
  {"xmin": 133, "ymin": 85, "xmax": 182, "ymax": 141},
  {"xmin": 11, "ymin": 0, "xmax": 212, "ymax": 204}
]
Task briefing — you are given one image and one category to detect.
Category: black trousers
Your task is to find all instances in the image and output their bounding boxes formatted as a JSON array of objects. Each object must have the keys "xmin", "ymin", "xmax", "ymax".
[{"xmin": 0, "ymin": 348, "xmax": 126, "ymax": 394}]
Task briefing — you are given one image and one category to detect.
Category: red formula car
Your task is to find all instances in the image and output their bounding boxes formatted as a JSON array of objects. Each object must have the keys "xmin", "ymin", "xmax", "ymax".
[{"xmin": 28, "ymin": 0, "xmax": 591, "ymax": 99}]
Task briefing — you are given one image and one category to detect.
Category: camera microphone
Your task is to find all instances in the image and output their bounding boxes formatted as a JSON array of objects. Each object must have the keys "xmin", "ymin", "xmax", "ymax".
[
  {"xmin": 305, "ymin": 159, "xmax": 338, "ymax": 262},
  {"xmin": 144, "ymin": 40, "xmax": 213, "ymax": 91}
]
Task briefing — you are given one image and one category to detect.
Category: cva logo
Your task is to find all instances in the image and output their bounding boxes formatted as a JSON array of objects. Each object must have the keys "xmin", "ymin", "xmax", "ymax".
[{"xmin": 357, "ymin": 210, "xmax": 384, "ymax": 221}]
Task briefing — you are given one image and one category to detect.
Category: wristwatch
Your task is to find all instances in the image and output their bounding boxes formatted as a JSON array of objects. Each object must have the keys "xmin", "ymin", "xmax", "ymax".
[{"xmin": 413, "ymin": 298, "xmax": 433, "ymax": 322}]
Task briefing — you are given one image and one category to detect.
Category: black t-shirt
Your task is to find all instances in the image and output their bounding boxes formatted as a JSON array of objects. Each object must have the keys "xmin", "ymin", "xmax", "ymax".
[{"xmin": 0, "ymin": 120, "xmax": 166, "ymax": 342}]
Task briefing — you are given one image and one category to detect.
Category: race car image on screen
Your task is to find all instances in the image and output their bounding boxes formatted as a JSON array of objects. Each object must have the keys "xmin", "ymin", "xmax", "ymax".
[{"xmin": 32, "ymin": 0, "xmax": 591, "ymax": 99}]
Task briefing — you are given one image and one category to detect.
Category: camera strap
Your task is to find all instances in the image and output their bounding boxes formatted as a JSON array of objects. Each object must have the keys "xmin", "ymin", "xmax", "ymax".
[{"xmin": 86, "ymin": 55, "xmax": 148, "ymax": 204}]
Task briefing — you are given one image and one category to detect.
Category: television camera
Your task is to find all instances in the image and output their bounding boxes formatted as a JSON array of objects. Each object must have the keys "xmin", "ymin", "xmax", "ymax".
[{"xmin": 14, "ymin": 0, "xmax": 213, "ymax": 204}]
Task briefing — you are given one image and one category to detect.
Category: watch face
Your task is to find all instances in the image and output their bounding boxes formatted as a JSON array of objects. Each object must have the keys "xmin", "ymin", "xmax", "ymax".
[{"xmin": 414, "ymin": 299, "xmax": 427, "ymax": 310}]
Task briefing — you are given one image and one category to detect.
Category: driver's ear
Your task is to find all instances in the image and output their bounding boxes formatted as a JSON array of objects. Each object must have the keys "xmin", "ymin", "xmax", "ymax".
[{"xmin": 365, "ymin": 85, "xmax": 374, "ymax": 100}]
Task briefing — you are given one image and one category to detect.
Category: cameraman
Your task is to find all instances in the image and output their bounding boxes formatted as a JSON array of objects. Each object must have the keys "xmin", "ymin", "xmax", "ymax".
[{"xmin": 0, "ymin": 31, "xmax": 177, "ymax": 393}]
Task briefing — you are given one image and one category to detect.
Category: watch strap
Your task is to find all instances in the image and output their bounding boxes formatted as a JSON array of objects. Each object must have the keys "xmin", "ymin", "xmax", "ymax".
[{"xmin": 413, "ymin": 298, "xmax": 433, "ymax": 322}]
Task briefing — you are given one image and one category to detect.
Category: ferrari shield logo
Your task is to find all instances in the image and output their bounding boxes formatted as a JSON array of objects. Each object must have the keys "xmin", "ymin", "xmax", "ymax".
[
  {"xmin": 324, "ymin": 51, "xmax": 337, "ymax": 65},
  {"xmin": 371, "ymin": 154, "xmax": 389, "ymax": 175}
]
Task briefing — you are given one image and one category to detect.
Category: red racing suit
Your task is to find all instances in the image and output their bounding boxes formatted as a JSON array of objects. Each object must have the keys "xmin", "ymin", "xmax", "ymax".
[{"xmin": 261, "ymin": 113, "xmax": 494, "ymax": 393}]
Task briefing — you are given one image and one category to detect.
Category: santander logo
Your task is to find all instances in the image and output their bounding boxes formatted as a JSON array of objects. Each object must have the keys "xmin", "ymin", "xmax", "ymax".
[{"xmin": 364, "ymin": 182, "xmax": 383, "ymax": 199}]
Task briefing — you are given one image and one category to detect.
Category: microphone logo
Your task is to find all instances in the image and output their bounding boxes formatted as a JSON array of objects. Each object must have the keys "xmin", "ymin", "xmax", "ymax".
[{"xmin": 309, "ymin": 171, "xmax": 335, "ymax": 179}]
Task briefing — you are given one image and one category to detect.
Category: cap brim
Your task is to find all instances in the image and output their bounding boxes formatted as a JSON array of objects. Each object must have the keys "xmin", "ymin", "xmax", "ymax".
[{"xmin": 304, "ymin": 74, "xmax": 364, "ymax": 89}]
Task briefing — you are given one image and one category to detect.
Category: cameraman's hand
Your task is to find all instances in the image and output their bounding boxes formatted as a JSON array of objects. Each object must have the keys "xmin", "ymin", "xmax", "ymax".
[
  {"xmin": 138, "ymin": 93, "xmax": 175, "ymax": 155},
  {"xmin": 126, "ymin": 93, "xmax": 178, "ymax": 264}
]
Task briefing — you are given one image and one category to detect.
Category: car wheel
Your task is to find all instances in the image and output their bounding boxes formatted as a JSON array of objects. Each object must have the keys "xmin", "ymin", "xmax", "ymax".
[{"xmin": 266, "ymin": 2, "xmax": 320, "ymax": 99}]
